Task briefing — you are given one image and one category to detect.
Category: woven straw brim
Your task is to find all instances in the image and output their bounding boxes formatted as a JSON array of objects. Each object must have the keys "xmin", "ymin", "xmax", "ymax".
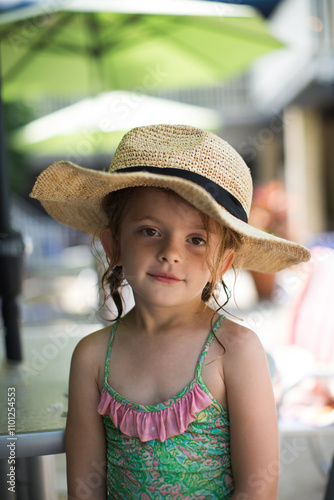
[{"xmin": 30, "ymin": 161, "xmax": 310, "ymax": 273}]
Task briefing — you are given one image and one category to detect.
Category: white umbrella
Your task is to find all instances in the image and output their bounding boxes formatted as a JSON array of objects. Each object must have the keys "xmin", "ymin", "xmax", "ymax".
[{"xmin": 14, "ymin": 90, "xmax": 222, "ymax": 153}]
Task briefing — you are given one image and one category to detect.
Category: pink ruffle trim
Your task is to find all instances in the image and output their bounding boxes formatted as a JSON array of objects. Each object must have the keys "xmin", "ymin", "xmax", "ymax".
[{"xmin": 98, "ymin": 383, "xmax": 213, "ymax": 442}]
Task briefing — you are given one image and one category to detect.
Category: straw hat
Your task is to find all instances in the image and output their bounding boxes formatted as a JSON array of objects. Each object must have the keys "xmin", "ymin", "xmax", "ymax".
[{"xmin": 30, "ymin": 124, "xmax": 310, "ymax": 272}]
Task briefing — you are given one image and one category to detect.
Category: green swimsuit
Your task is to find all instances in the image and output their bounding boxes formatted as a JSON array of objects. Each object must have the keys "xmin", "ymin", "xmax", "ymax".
[{"xmin": 98, "ymin": 315, "xmax": 234, "ymax": 499}]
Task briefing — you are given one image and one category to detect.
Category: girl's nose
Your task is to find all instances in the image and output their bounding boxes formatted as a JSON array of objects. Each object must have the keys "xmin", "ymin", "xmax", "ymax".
[{"xmin": 157, "ymin": 238, "xmax": 181, "ymax": 263}]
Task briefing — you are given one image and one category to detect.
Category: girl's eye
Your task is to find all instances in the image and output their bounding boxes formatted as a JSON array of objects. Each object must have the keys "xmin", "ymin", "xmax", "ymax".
[
  {"xmin": 141, "ymin": 228, "xmax": 160, "ymax": 237},
  {"xmin": 188, "ymin": 237, "xmax": 206, "ymax": 246}
]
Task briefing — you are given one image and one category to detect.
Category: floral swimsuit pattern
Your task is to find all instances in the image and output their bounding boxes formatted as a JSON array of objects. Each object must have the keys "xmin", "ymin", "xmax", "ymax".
[{"xmin": 98, "ymin": 315, "xmax": 234, "ymax": 499}]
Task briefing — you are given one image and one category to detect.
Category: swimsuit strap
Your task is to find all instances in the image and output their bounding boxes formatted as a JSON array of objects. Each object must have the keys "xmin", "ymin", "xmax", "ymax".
[
  {"xmin": 104, "ymin": 322, "xmax": 118, "ymax": 385},
  {"xmin": 195, "ymin": 314, "xmax": 226, "ymax": 380}
]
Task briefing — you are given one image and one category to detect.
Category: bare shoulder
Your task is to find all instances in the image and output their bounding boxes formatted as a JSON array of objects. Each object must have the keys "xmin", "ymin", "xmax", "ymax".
[
  {"xmin": 216, "ymin": 317, "xmax": 268, "ymax": 370},
  {"xmin": 71, "ymin": 324, "xmax": 112, "ymax": 385},
  {"xmin": 73, "ymin": 324, "xmax": 111, "ymax": 357},
  {"xmin": 218, "ymin": 317, "xmax": 263, "ymax": 349}
]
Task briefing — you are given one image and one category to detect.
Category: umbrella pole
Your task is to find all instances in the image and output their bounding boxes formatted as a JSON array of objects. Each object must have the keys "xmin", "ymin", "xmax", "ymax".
[{"xmin": 0, "ymin": 45, "xmax": 24, "ymax": 361}]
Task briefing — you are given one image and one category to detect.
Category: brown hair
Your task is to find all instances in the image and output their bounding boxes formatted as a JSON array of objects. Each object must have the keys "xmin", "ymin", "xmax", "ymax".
[{"xmin": 100, "ymin": 187, "xmax": 242, "ymax": 320}]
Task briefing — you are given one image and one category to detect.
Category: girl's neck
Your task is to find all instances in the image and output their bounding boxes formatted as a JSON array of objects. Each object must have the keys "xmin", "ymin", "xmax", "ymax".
[{"xmin": 123, "ymin": 300, "xmax": 213, "ymax": 337}]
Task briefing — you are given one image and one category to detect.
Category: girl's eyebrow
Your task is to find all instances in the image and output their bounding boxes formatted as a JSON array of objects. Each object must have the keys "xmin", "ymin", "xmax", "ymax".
[
  {"xmin": 132, "ymin": 216, "xmax": 206, "ymax": 231},
  {"xmin": 132, "ymin": 216, "xmax": 160, "ymax": 224}
]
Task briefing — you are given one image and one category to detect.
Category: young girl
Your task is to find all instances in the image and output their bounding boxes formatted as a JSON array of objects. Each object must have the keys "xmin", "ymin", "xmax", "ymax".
[{"xmin": 31, "ymin": 124, "xmax": 310, "ymax": 499}]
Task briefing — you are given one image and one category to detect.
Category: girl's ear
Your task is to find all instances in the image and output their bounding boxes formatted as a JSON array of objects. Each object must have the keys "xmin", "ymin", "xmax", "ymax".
[
  {"xmin": 100, "ymin": 228, "xmax": 121, "ymax": 265},
  {"xmin": 218, "ymin": 249, "xmax": 235, "ymax": 278}
]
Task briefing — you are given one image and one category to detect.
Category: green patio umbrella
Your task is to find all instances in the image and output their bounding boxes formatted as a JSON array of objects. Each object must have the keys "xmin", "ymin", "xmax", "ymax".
[
  {"xmin": 0, "ymin": 0, "xmax": 283, "ymax": 100},
  {"xmin": 0, "ymin": 0, "xmax": 283, "ymax": 360}
]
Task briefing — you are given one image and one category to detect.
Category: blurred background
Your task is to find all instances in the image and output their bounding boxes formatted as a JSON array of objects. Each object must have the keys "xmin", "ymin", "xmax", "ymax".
[{"xmin": 0, "ymin": 0, "xmax": 334, "ymax": 499}]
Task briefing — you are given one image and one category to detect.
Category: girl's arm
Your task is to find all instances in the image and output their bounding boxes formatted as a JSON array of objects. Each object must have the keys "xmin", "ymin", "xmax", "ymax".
[
  {"xmin": 224, "ymin": 326, "xmax": 279, "ymax": 500},
  {"xmin": 66, "ymin": 334, "xmax": 107, "ymax": 500}
]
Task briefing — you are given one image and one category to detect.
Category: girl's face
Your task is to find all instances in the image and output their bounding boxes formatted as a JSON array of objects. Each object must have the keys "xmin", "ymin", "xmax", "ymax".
[{"xmin": 105, "ymin": 187, "xmax": 233, "ymax": 310}]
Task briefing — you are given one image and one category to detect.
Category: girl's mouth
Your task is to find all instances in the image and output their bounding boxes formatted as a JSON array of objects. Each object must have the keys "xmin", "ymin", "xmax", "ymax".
[{"xmin": 148, "ymin": 273, "xmax": 183, "ymax": 283}]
